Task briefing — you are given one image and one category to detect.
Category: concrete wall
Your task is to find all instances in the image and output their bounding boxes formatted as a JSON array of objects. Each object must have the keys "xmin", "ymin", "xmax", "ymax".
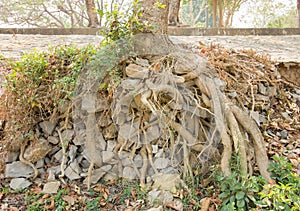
[{"xmin": 0, "ymin": 27, "xmax": 300, "ymax": 36}]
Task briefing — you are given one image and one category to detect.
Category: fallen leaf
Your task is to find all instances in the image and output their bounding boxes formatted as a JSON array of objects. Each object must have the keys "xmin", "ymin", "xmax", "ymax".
[
  {"xmin": 44, "ymin": 198, "xmax": 55, "ymax": 210},
  {"xmin": 7, "ymin": 207, "xmax": 18, "ymax": 211}
]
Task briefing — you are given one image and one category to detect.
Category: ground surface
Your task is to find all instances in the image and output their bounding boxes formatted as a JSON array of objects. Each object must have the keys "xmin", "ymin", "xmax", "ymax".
[
  {"xmin": 0, "ymin": 34, "xmax": 299, "ymax": 210},
  {"xmin": 0, "ymin": 34, "xmax": 300, "ymax": 62}
]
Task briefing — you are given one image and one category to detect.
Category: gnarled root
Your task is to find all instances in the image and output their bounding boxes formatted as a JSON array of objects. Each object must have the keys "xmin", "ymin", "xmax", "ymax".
[{"xmin": 19, "ymin": 140, "xmax": 38, "ymax": 180}]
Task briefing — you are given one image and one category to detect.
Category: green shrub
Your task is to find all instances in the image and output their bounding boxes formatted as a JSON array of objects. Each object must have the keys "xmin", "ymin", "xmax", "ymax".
[
  {"xmin": 4, "ymin": 45, "xmax": 96, "ymax": 145},
  {"xmin": 214, "ymin": 156, "xmax": 300, "ymax": 211}
]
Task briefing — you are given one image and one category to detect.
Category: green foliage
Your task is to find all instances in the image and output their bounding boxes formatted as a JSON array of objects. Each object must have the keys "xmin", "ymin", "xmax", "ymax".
[
  {"xmin": 256, "ymin": 156, "xmax": 300, "ymax": 210},
  {"xmin": 5, "ymin": 45, "xmax": 96, "ymax": 144},
  {"xmin": 100, "ymin": 0, "xmax": 148, "ymax": 46},
  {"xmin": 214, "ymin": 156, "xmax": 300, "ymax": 210},
  {"xmin": 154, "ymin": 1, "xmax": 167, "ymax": 9},
  {"xmin": 245, "ymin": 0, "xmax": 297, "ymax": 28},
  {"xmin": 216, "ymin": 172, "xmax": 264, "ymax": 210},
  {"xmin": 25, "ymin": 189, "xmax": 67, "ymax": 211},
  {"xmin": 267, "ymin": 9, "xmax": 298, "ymax": 28},
  {"xmin": 88, "ymin": 0, "xmax": 150, "ymax": 94}
]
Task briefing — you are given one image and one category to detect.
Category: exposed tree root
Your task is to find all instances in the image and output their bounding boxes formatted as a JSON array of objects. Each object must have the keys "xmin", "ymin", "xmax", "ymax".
[
  {"xmin": 73, "ymin": 34, "xmax": 272, "ymax": 187},
  {"xmin": 19, "ymin": 140, "xmax": 38, "ymax": 180}
]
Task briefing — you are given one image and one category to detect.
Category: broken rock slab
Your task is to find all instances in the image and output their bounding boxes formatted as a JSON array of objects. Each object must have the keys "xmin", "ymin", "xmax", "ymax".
[
  {"xmin": 43, "ymin": 181, "xmax": 61, "ymax": 194},
  {"xmin": 152, "ymin": 174, "xmax": 181, "ymax": 193},
  {"xmin": 83, "ymin": 165, "xmax": 112, "ymax": 185},
  {"xmin": 5, "ymin": 161, "xmax": 34, "ymax": 178},
  {"xmin": 9, "ymin": 178, "xmax": 32, "ymax": 190},
  {"xmin": 39, "ymin": 120, "xmax": 57, "ymax": 136}
]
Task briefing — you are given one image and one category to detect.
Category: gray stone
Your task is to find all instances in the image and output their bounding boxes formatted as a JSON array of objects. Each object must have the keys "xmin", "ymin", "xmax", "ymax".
[
  {"xmin": 154, "ymin": 158, "xmax": 169, "ymax": 169},
  {"xmin": 148, "ymin": 190, "xmax": 161, "ymax": 204},
  {"xmin": 82, "ymin": 94, "xmax": 96, "ymax": 112},
  {"xmin": 10, "ymin": 178, "xmax": 32, "ymax": 190},
  {"xmin": 213, "ymin": 77, "xmax": 226, "ymax": 90},
  {"xmin": 268, "ymin": 86, "xmax": 277, "ymax": 97},
  {"xmin": 228, "ymin": 91, "xmax": 237, "ymax": 98},
  {"xmin": 161, "ymin": 167, "xmax": 179, "ymax": 174},
  {"xmin": 146, "ymin": 206, "xmax": 163, "ymax": 211},
  {"xmin": 103, "ymin": 164, "xmax": 119, "ymax": 181},
  {"xmin": 146, "ymin": 125, "xmax": 161, "ymax": 143},
  {"xmin": 57, "ymin": 99, "xmax": 70, "ymax": 114},
  {"xmin": 48, "ymin": 145, "xmax": 61, "ymax": 156},
  {"xmin": 154, "ymin": 149, "xmax": 164, "ymax": 158},
  {"xmin": 36, "ymin": 159, "xmax": 44, "ymax": 169},
  {"xmin": 106, "ymin": 140, "xmax": 117, "ymax": 152},
  {"xmin": 281, "ymin": 112, "xmax": 293, "ymax": 121},
  {"xmin": 61, "ymin": 129, "xmax": 75, "ymax": 142},
  {"xmin": 267, "ymin": 129, "xmax": 276, "ymax": 137},
  {"xmin": 42, "ymin": 181, "xmax": 60, "ymax": 194},
  {"xmin": 39, "ymin": 120, "xmax": 57, "ymax": 136},
  {"xmin": 135, "ymin": 58, "xmax": 150, "ymax": 67},
  {"xmin": 82, "ymin": 148, "xmax": 102, "ymax": 167},
  {"xmin": 281, "ymin": 130, "xmax": 288, "ymax": 139},
  {"xmin": 46, "ymin": 165, "xmax": 62, "ymax": 176},
  {"xmin": 152, "ymin": 174, "xmax": 181, "ymax": 193},
  {"xmin": 122, "ymin": 157, "xmax": 132, "ymax": 167},
  {"xmin": 250, "ymin": 111, "xmax": 260, "ymax": 125},
  {"xmin": 80, "ymin": 159, "xmax": 90, "ymax": 169},
  {"xmin": 258, "ymin": 83, "xmax": 267, "ymax": 95},
  {"xmin": 5, "ymin": 151, "xmax": 19, "ymax": 163},
  {"xmin": 259, "ymin": 114, "xmax": 267, "ymax": 124},
  {"xmin": 103, "ymin": 151, "xmax": 115, "ymax": 163},
  {"xmin": 152, "ymin": 145, "xmax": 159, "ymax": 154},
  {"xmin": 23, "ymin": 138, "xmax": 52, "ymax": 163},
  {"xmin": 47, "ymin": 169, "xmax": 56, "ymax": 181},
  {"xmin": 118, "ymin": 151, "xmax": 130, "ymax": 160},
  {"xmin": 103, "ymin": 124, "xmax": 117, "ymax": 140},
  {"xmin": 148, "ymin": 189, "xmax": 173, "ymax": 205},
  {"xmin": 126, "ymin": 63, "xmax": 149, "ymax": 79},
  {"xmin": 123, "ymin": 166, "xmax": 137, "ymax": 180},
  {"xmin": 68, "ymin": 145, "xmax": 78, "ymax": 162},
  {"xmin": 65, "ymin": 162, "xmax": 81, "ymax": 181},
  {"xmin": 54, "ymin": 149, "xmax": 63, "ymax": 162},
  {"xmin": 5, "ymin": 161, "xmax": 34, "ymax": 178},
  {"xmin": 83, "ymin": 165, "xmax": 112, "ymax": 185},
  {"xmin": 48, "ymin": 136, "xmax": 59, "ymax": 145},
  {"xmin": 134, "ymin": 154, "xmax": 143, "ymax": 168}
]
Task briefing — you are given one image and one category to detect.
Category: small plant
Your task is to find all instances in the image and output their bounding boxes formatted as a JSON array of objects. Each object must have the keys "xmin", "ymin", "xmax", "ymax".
[
  {"xmin": 256, "ymin": 156, "xmax": 300, "ymax": 210},
  {"xmin": 4, "ymin": 45, "xmax": 96, "ymax": 149},
  {"xmin": 25, "ymin": 189, "xmax": 67, "ymax": 211},
  {"xmin": 216, "ymin": 172, "xmax": 265, "ymax": 211},
  {"xmin": 212, "ymin": 156, "xmax": 300, "ymax": 211}
]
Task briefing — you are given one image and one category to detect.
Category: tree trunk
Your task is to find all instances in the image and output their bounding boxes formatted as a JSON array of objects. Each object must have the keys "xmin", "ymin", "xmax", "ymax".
[
  {"xmin": 85, "ymin": 0, "xmax": 99, "ymax": 27},
  {"xmin": 212, "ymin": 0, "xmax": 217, "ymax": 28},
  {"xmin": 297, "ymin": 0, "xmax": 300, "ymax": 28},
  {"xmin": 218, "ymin": 0, "xmax": 223, "ymax": 27},
  {"xmin": 138, "ymin": 0, "xmax": 170, "ymax": 34},
  {"xmin": 169, "ymin": 0, "xmax": 181, "ymax": 26}
]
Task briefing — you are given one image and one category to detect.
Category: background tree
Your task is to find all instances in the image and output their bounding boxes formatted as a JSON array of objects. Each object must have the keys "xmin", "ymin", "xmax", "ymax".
[
  {"xmin": 0, "ymin": 0, "xmax": 127, "ymax": 28},
  {"xmin": 180, "ymin": 0, "xmax": 208, "ymax": 26},
  {"xmin": 169, "ymin": 0, "xmax": 181, "ymax": 25},
  {"xmin": 242, "ymin": 0, "xmax": 297, "ymax": 28},
  {"xmin": 86, "ymin": 0, "xmax": 99, "ymax": 27},
  {"xmin": 297, "ymin": 0, "xmax": 300, "ymax": 28},
  {"xmin": 210, "ymin": 0, "xmax": 248, "ymax": 28}
]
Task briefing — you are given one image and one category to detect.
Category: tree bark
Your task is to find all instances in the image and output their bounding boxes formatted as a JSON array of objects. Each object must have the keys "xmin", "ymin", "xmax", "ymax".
[
  {"xmin": 218, "ymin": 0, "xmax": 223, "ymax": 27},
  {"xmin": 169, "ymin": 0, "xmax": 181, "ymax": 26},
  {"xmin": 297, "ymin": 0, "xmax": 300, "ymax": 28},
  {"xmin": 212, "ymin": 0, "xmax": 217, "ymax": 28},
  {"xmin": 138, "ymin": 0, "xmax": 170, "ymax": 34},
  {"xmin": 85, "ymin": 0, "xmax": 99, "ymax": 27}
]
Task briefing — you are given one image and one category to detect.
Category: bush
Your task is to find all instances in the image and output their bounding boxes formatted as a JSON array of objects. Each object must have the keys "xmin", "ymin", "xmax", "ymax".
[{"xmin": 215, "ymin": 156, "xmax": 300, "ymax": 210}]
